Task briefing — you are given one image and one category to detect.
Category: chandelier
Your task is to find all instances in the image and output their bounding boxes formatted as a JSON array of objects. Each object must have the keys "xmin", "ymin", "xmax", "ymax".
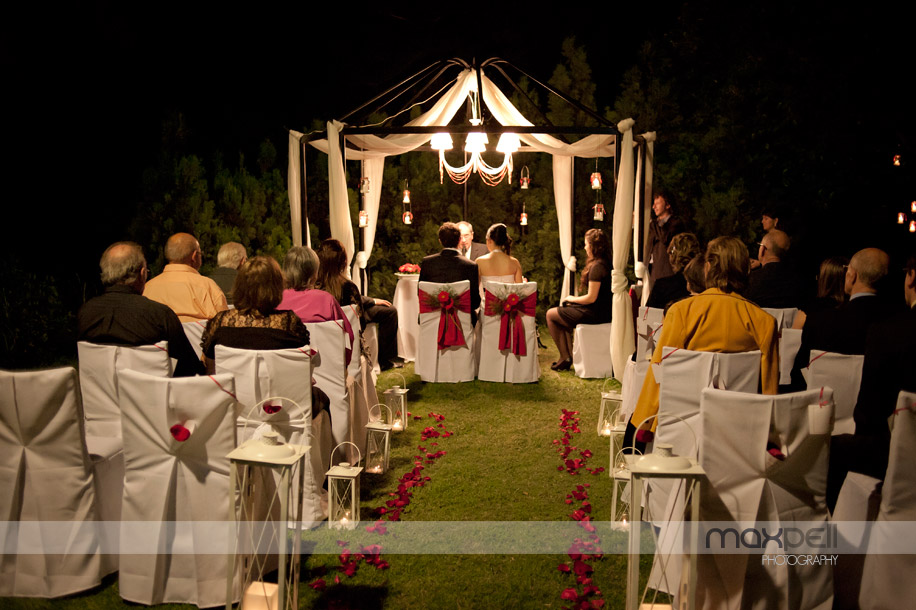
[{"xmin": 430, "ymin": 125, "xmax": 520, "ymax": 186}]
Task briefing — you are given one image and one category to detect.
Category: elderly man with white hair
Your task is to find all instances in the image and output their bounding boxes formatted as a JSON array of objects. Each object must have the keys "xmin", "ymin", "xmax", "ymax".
[
  {"xmin": 143, "ymin": 232, "xmax": 228, "ymax": 321},
  {"xmin": 457, "ymin": 221, "xmax": 488, "ymax": 261},
  {"xmin": 207, "ymin": 241, "xmax": 247, "ymax": 305}
]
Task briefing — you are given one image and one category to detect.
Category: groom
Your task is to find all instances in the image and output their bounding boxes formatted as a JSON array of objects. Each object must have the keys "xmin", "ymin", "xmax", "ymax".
[{"xmin": 419, "ymin": 222, "xmax": 480, "ymax": 324}]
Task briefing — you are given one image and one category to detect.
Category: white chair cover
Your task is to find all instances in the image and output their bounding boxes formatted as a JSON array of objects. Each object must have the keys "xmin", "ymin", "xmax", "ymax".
[
  {"xmin": 342, "ymin": 305, "xmax": 375, "ymax": 459},
  {"xmin": 116, "ymin": 369, "xmax": 238, "ymax": 608},
  {"xmin": 394, "ymin": 274, "xmax": 420, "ymax": 361},
  {"xmin": 860, "ymin": 391, "xmax": 916, "ymax": 610},
  {"xmin": 214, "ymin": 344, "xmax": 327, "ymax": 523},
  {"xmin": 572, "ymin": 323, "xmax": 613, "ymax": 378},
  {"xmin": 620, "ymin": 357, "xmax": 650, "ymax": 424},
  {"xmin": 77, "ymin": 340, "xmax": 173, "ymax": 438},
  {"xmin": 416, "ymin": 280, "xmax": 476, "ymax": 382},
  {"xmin": 697, "ymin": 387, "xmax": 834, "ymax": 610},
  {"xmin": 804, "ymin": 350, "xmax": 864, "ymax": 435},
  {"xmin": 0, "ymin": 367, "xmax": 112, "ymax": 597},
  {"xmin": 182, "ymin": 320, "xmax": 207, "ymax": 360},
  {"xmin": 304, "ymin": 320, "xmax": 350, "ymax": 445},
  {"xmin": 364, "ymin": 322, "xmax": 380, "ymax": 375},
  {"xmin": 832, "ymin": 472, "xmax": 882, "ymax": 610},
  {"xmin": 762, "ymin": 307, "xmax": 799, "ymax": 332},
  {"xmin": 636, "ymin": 306, "xmax": 665, "ymax": 361},
  {"xmin": 647, "ymin": 348, "xmax": 762, "ymax": 594},
  {"xmin": 778, "ymin": 328, "xmax": 802, "ymax": 386},
  {"xmin": 478, "ymin": 281, "xmax": 539, "ymax": 383}
]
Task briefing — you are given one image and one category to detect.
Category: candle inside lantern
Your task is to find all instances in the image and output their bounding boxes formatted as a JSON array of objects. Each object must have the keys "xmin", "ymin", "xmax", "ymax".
[
  {"xmin": 899, "ymin": 213, "xmax": 907, "ymax": 225},
  {"xmin": 392, "ymin": 419, "xmax": 403, "ymax": 431},
  {"xmin": 600, "ymin": 425, "xmax": 611, "ymax": 437},
  {"xmin": 369, "ymin": 465, "xmax": 382, "ymax": 474}
]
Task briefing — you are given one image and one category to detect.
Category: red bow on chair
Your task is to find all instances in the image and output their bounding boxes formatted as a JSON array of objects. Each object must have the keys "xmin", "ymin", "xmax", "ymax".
[
  {"xmin": 484, "ymin": 290, "xmax": 537, "ymax": 356},
  {"xmin": 418, "ymin": 288, "xmax": 471, "ymax": 350}
]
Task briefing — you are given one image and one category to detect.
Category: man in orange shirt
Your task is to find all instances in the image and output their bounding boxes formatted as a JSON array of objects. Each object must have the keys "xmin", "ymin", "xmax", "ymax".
[{"xmin": 143, "ymin": 233, "xmax": 228, "ymax": 322}]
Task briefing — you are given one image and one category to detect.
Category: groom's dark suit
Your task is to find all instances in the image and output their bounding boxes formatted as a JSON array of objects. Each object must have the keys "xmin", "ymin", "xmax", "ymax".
[{"xmin": 419, "ymin": 249, "xmax": 480, "ymax": 324}]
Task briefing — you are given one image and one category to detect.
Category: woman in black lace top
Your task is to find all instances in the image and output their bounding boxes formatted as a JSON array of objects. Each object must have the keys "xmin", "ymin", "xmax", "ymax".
[{"xmin": 201, "ymin": 256, "xmax": 310, "ymax": 371}]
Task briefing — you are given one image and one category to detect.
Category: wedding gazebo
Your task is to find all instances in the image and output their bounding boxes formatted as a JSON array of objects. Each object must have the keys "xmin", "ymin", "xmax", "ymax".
[{"xmin": 287, "ymin": 58, "xmax": 656, "ymax": 378}]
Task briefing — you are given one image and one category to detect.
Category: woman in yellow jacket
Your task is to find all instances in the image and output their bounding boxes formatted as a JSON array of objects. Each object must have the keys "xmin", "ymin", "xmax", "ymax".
[{"xmin": 630, "ymin": 236, "xmax": 779, "ymax": 441}]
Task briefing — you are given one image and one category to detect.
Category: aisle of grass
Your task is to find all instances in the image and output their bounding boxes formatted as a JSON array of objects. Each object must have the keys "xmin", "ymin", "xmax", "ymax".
[{"xmin": 4, "ymin": 329, "xmax": 657, "ymax": 610}]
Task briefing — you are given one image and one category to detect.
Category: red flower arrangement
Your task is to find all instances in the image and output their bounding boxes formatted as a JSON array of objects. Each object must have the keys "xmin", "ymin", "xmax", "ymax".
[{"xmin": 398, "ymin": 263, "xmax": 421, "ymax": 274}]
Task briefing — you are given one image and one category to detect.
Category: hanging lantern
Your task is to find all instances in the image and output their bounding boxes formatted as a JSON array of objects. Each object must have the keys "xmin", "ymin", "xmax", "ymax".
[
  {"xmin": 894, "ymin": 154, "xmax": 902, "ymax": 166},
  {"xmin": 520, "ymin": 202, "xmax": 528, "ymax": 226},
  {"xmin": 597, "ymin": 384, "xmax": 624, "ymax": 437},
  {"xmin": 520, "ymin": 166, "xmax": 530, "ymax": 189},
  {"xmin": 911, "ymin": 201, "xmax": 916, "ymax": 213},
  {"xmin": 327, "ymin": 442, "xmax": 362, "ymax": 530},
  {"xmin": 593, "ymin": 203, "xmax": 606, "ymax": 222},
  {"xmin": 358, "ymin": 210, "xmax": 369, "ymax": 228},
  {"xmin": 365, "ymin": 404, "xmax": 393, "ymax": 474},
  {"xmin": 590, "ymin": 172, "xmax": 603, "ymax": 190},
  {"xmin": 384, "ymin": 375, "xmax": 409, "ymax": 432},
  {"xmin": 402, "ymin": 189, "xmax": 411, "ymax": 204},
  {"xmin": 911, "ymin": 220, "xmax": 916, "ymax": 233},
  {"xmin": 899, "ymin": 212, "xmax": 907, "ymax": 225},
  {"xmin": 402, "ymin": 209, "xmax": 413, "ymax": 225},
  {"xmin": 359, "ymin": 177, "xmax": 371, "ymax": 194}
]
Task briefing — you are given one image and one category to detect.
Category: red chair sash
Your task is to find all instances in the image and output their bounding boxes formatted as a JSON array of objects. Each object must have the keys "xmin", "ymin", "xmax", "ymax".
[
  {"xmin": 418, "ymin": 288, "xmax": 471, "ymax": 350},
  {"xmin": 484, "ymin": 290, "xmax": 537, "ymax": 356}
]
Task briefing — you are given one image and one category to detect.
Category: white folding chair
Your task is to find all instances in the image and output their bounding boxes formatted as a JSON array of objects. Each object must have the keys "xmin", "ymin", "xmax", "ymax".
[
  {"xmin": 214, "ymin": 344, "xmax": 327, "ymax": 523},
  {"xmin": 77, "ymin": 340, "xmax": 173, "ymax": 438},
  {"xmin": 646, "ymin": 348, "xmax": 761, "ymax": 595},
  {"xmin": 804, "ymin": 350, "xmax": 865, "ymax": 435},
  {"xmin": 778, "ymin": 328, "xmax": 802, "ymax": 386},
  {"xmin": 620, "ymin": 357, "xmax": 650, "ymax": 424},
  {"xmin": 697, "ymin": 387, "xmax": 834, "ymax": 610},
  {"xmin": 304, "ymin": 320, "xmax": 350, "ymax": 446},
  {"xmin": 116, "ymin": 369, "xmax": 238, "ymax": 607},
  {"xmin": 860, "ymin": 391, "xmax": 916, "ymax": 609},
  {"xmin": 416, "ymin": 280, "xmax": 476, "ymax": 382},
  {"xmin": 636, "ymin": 306, "xmax": 665, "ymax": 361},
  {"xmin": 832, "ymin": 472, "xmax": 882, "ymax": 610},
  {"xmin": 182, "ymin": 320, "xmax": 207, "ymax": 360},
  {"xmin": 572, "ymin": 323, "xmax": 613, "ymax": 378},
  {"xmin": 0, "ymin": 367, "xmax": 114, "ymax": 597},
  {"xmin": 478, "ymin": 281, "xmax": 539, "ymax": 383}
]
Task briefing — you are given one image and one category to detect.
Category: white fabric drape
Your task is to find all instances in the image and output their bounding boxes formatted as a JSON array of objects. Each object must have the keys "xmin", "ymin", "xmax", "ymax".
[
  {"xmin": 553, "ymin": 155, "xmax": 575, "ymax": 299},
  {"xmin": 297, "ymin": 69, "xmax": 636, "ymax": 313},
  {"xmin": 351, "ymin": 157, "xmax": 385, "ymax": 288},
  {"xmin": 327, "ymin": 121, "xmax": 355, "ymax": 270},
  {"xmin": 288, "ymin": 130, "xmax": 304, "ymax": 247},
  {"xmin": 610, "ymin": 119, "xmax": 637, "ymax": 379},
  {"xmin": 638, "ymin": 132, "xmax": 656, "ymax": 303}
]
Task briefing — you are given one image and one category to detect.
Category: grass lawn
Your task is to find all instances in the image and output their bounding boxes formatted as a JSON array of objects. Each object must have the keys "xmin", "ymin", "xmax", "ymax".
[{"xmin": 5, "ymin": 328, "xmax": 665, "ymax": 609}]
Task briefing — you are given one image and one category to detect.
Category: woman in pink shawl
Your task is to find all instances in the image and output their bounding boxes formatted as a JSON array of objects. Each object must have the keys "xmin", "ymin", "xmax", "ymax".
[{"xmin": 278, "ymin": 245, "xmax": 354, "ymax": 366}]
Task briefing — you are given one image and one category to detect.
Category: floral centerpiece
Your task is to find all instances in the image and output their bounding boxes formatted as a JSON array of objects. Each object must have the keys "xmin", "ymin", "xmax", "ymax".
[{"xmin": 398, "ymin": 263, "xmax": 421, "ymax": 274}]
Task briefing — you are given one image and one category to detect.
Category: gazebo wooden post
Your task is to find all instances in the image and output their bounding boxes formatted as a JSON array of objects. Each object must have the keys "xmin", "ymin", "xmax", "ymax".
[
  {"xmin": 358, "ymin": 158, "xmax": 366, "ymax": 293},
  {"xmin": 569, "ymin": 157, "xmax": 576, "ymax": 294},
  {"xmin": 299, "ymin": 133, "xmax": 310, "ymax": 248}
]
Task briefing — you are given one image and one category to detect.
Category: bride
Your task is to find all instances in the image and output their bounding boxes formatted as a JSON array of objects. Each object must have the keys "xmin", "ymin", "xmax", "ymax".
[{"xmin": 476, "ymin": 223, "xmax": 523, "ymax": 297}]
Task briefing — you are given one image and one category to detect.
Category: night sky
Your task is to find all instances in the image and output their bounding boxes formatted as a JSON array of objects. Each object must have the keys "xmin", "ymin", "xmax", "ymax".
[{"xmin": 3, "ymin": 2, "xmax": 912, "ymax": 272}]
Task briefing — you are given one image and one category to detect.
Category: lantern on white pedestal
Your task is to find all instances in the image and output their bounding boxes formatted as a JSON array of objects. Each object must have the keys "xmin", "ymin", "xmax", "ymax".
[
  {"xmin": 327, "ymin": 442, "xmax": 362, "ymax": 530},
  {"xmin": 384, "ymin": 375, "xmax": 409, "ymax": 432},
  {"xmin": 226, "ymin": 398, "xmax": 309, "ymax": 610},
  {"xmin": 365, "ymin": 404, "xmax": 393, "ymax": 474},
  {"xmin": 597, "ymin": 383, "xmax": 624, "ymax": 437}
]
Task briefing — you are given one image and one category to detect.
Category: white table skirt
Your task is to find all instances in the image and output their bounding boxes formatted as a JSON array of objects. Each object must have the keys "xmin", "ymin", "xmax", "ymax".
[{"xmin": 394, "ymin": 274, "xmax": 420, "ymax": 361}]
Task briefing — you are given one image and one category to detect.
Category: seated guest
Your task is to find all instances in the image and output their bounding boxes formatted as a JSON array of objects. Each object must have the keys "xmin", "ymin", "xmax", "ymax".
[
  {"xmin": 457, "ymin": 221, "xmax": 489, "ymax": 261},
  {"xmin": 143, "ymin": 232, "xmax": 228, "ymax": 321},
  {"xmin": 476, "ymin": 223, "xmax": 523, "ymax": 299},
  {"xmin": 316, "ymin": 238, "xmax": 401, "ymax": 370},
  {"xmin": 826, "ymin": 253, "xmax": 916, "ymax": 510},
  {"xmin": 791, "ymin": 256, "xmax": 848, "ymax": 329},
  {"xmin": 646, "ymin": 232, "xmax": 700, "ymax": 309},
  {"xmin": 207, "ymin": 241, "xmax": 247, "ymax": 305},
  {"xmin": 683, "ymin": 253, "xmax": 706, "ymax": 296},
  {"xmin": 745, "ymin": 229, "xmax": 803, "ymax": 308},
  {"xmin": 546, "ymin": 228, "xmax": 613, "ymax": 371},
  {"xmin": 201, "ymin": 256, "xmax": 309, "ymax": 373},
  {"xmin": 628, "ymin": 237, "xmax": 778, "ymax": 443},
  {"xmin": 78, "ymin": 241, "xmax": 204, "ymax": 377},
  {"xmin": 279, "ymin": 245, "xmax": 354, "ymax": 366},
  {"xmin": 419, "ymin": 222, "xmax": 481, "ymax": 324},
  {"xmin": 790, "ymin": 247, "xmax": 892, "ymax": 388}
]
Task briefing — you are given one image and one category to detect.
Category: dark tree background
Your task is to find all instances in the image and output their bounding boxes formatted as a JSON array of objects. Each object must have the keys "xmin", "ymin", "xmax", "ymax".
[{"xmin": 3, "ymin": 2, "xmax": 913, "ymax": 368}]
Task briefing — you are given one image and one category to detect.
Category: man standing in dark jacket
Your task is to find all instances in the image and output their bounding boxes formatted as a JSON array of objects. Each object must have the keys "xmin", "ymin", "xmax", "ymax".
[{"xmin": 645, "ymin": 191, "xmax": 684, "ymax": 291}]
